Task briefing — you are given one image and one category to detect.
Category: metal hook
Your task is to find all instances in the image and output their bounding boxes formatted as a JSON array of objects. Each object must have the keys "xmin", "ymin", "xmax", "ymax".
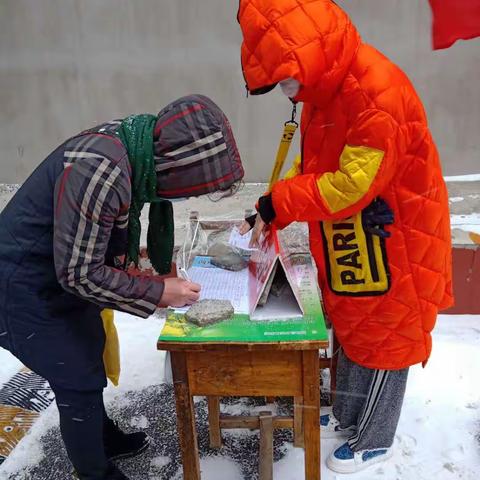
[{"xmin": 285, "ymin": 101, "xmax": 299, "ymax": 127}]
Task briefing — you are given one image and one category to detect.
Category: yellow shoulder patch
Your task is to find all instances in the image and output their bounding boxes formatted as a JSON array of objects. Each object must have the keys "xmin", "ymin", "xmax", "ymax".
[{"xmin": 317, "ymin": 145, "xmax": 384, "ymax": 214}]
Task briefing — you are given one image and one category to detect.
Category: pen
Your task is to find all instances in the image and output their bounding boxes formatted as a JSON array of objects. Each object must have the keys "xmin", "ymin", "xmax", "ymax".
[{"xmin": 178, "ymin": 267, "xmax": 191, "ymax": 282}]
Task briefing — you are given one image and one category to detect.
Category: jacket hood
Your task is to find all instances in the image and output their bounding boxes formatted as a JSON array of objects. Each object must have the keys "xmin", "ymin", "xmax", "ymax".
[
  {"xmin": 153, "ymin": 95, "xmax": 244, "ymax": 199},
  {"xmin": 238, "ymin": 0, "xmax": 361, "ymax": 103}
]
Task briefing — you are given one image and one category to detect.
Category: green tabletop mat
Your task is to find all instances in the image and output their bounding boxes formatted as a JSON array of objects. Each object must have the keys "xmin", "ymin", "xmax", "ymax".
[{"xmin": 158, "ymin": 310, "xmax": 327, "ymax": 343}]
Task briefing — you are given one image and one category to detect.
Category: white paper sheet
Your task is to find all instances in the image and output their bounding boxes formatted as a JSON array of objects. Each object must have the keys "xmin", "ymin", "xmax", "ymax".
[
  {"xmin": 228, "ymin": 226, "xmax": 256, "ymax": 252},
  {"xmin": 174, "ymin": 256, "xmax": 249, "ymax": 314}
]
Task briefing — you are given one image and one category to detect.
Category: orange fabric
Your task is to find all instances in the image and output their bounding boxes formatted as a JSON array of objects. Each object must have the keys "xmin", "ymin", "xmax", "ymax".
[{"xmin": 239, "ymin": 0, "xmax": 454, "ymax": 370}]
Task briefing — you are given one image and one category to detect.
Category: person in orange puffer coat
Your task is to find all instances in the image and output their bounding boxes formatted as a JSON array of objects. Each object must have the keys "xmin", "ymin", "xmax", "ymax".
[{"xmin": 238, "ymin": 0, "xmax": 453, "ymax": 473}]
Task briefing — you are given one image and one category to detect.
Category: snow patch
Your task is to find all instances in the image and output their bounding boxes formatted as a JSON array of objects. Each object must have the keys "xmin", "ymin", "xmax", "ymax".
[
  {"xmin": 449, "ymin": 196, "xmax": 464, "ymax": 203},
  {"xmin": 130, "ymin": 415, "xmax": 149, "ymax": 429},
  {"xmin": 450, "ymin": 213, "xmax": 480, "ymax": 225},
  {"xmin": 450, "ymin": 213, "xmax": 480, "ymax": 235},
  {"xmin": 174, "ymin": 456, "xmax": 244, "ymax": 480},
  {"xmin": 0, "ymin": 351, "xmax": 22, "ymax": 387},
  {"xmin": 103, "ymin": 311, "xmax": 167, "ymax": 404},
  {"xmin": 444, "ymin": 174, "xmax": 480, "ymax": 182},
  {"xmin": 150, "ymin": 455, "xmax": 171, "ymax": 468},
  {"xmin": 1, "ymin": 315, "xmax": 480, "ymax": 480}
]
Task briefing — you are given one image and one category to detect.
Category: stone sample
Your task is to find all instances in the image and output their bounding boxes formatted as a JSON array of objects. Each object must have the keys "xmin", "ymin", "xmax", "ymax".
[
  {"xmin": 207, "ymin": 242, "xmax": 234, "ymax": 258},
  {"xmin": 207, "ymin": 229, "xmax": 231, "ymax": 250},
  {"xmin": 210, "ymin": 252, "xmax": 248, "ymax": 271},
  {"xmin": 208, "ymin": 243, "xmax": 248, "ymax": 271},
  {"xmin": 185, "ymin": 299, "xmax": 234, "ymax": 326}
]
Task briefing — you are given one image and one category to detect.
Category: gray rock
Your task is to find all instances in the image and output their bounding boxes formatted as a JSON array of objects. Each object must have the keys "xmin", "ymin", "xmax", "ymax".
[
  {"xmin": 185, "ymin": 299, "xmax": 234, "ymax": 326},
  {"xmin": 208, "ymin": 242, "xmax": 248, "ymax": 272},
  {"xmin": 207, "ymin": 230, "xmax": 231, "ymax": 250},
  {"xmin": 211, "ymin": 252, "xmax": 248, "ymax": 271},
  {"xmin": 207, "ymin": 242, "xmax": 234, "ymax": 258}
]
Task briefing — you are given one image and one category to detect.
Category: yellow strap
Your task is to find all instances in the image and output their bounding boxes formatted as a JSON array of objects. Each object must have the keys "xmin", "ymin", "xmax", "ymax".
[
  {"xmin": 268, "ymin": 102, "xmax": 298, "ymax": 190},
  {"xmin": 268, "ymin": 122, "xmax": 298, "ymax": 190},
  {"xmin": 102, "ymin": 309, "xmax": 120, "ymax": 386}
]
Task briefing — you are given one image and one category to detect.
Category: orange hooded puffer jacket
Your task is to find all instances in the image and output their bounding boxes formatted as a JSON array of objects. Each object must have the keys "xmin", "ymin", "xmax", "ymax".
[{"xmin": 239, "ymin": 0, "xmax": 453, "ymax": 370}]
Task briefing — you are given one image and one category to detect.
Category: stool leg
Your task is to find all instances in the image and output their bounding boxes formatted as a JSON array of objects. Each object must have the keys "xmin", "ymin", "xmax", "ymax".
[
  {"xmin": 207, "ymin": 396, "xmax": 222, "ymax": 448},
  {"xmin": 302, "ymin": 351, "xmax": 320, "ymax": 480},
  {"xmin": 293, "ymin": 396, "xmax": 305, "ymax": 448},
  {"xmin": 259, "ymin": 411, "xmax": 273, "ymax": 480},
  {"xmin": 171, "ymin": 352, "xmax": 201, "ymax": 480}
]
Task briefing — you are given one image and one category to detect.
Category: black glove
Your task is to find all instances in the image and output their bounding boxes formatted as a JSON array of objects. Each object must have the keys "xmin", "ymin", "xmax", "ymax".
[
  {"xmin": 245, "ymin": 213, "xmax": 257, "ymax": 229},
  {"xmin": 362, "ymin": 198, "xmax": 394, "ymax": 238},
  {"xmin": 257, "ymin": 194, "xmax": 276, "ymax": 224},
  {"xmin": 244, "ymin": 194, "xmax": 276, "ymax": 228}
]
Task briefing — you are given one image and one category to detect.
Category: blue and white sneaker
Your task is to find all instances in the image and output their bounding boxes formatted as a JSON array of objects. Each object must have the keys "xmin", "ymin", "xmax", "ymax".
[
  {"xmin": 326, "ymin": 442, "xmax": 394, "ymax": 473},
  {"xmin": 320, "ymin": 412, "xmax": 355, "ymax": 439}
]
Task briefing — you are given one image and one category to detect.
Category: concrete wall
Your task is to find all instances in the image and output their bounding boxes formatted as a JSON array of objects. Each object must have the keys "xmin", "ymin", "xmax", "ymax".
[{"xmin": 0, "ymin": 0, "xmax": 479, "ymax": 183}]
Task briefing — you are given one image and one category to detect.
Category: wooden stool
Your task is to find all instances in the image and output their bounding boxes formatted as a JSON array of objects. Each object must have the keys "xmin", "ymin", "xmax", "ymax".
[
  {"xmin": 159, "ymin": 340, "xmax": 328, "ymax": 480},
  {"xmin": 206, "ymin": 342, "xmax": 338, "ymax": 455},
  {"xmin": 207, "ymin": 396, "xmax": 306, "ymax": 451}
]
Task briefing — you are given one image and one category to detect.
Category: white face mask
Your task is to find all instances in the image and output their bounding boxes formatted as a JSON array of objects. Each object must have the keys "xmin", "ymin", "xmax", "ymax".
[{"xmin": 279, "ymin": 78, "xmax": 300, "ymax": 98}]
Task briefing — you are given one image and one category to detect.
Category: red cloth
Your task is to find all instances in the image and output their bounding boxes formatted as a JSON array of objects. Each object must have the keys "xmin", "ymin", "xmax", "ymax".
[{"xmin": 429, "ymin": 0, "xmax": 480, "ymax": 49}]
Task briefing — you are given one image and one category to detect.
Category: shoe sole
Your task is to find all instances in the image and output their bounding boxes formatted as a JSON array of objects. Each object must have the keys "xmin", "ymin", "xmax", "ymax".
[
  {"xmin": 107, "ymin": 438, "xmax": 151, "ymax": 462},
  {"xmin": 326, "ymin": 448, "xmax": 394, "ymax": 474}
]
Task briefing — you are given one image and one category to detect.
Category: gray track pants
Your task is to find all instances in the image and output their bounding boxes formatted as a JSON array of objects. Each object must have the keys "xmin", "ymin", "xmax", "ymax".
[{"xmin": 332, "ymin": 350, "xmax": 409, "ymax": 451}]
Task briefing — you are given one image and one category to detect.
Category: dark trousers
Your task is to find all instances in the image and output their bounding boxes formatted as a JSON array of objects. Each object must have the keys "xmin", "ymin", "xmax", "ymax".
[
  {"xmin": 52, "ymin": 386, "xmax": 110, "ymax": 480},
  {"xmin": 333, "ymin": 350, "xmax": 409, "ymax": 451}
]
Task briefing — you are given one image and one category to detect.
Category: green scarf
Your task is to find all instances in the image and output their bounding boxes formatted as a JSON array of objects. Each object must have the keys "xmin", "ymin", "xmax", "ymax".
[{"xmin": 116, "ymin": 114, "xmax": 174, "ymax": 275}]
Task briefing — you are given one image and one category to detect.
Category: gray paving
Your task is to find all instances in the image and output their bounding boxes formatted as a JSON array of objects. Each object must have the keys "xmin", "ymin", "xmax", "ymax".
[
  {"xmin": 446, "ymin": 181, "xmax": 480, "ymax": 215},
  {"xmin": 9, "ymin": 386, "xmax": 296, "ymax": 480},
  {"xmin": 2, "ymin": 181, "xmax": 478, "ymax": 224}
]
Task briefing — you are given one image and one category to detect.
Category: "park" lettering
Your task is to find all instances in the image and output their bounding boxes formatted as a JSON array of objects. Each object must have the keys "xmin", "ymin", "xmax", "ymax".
[{"xmin": 332, "ymin": 222, "xmax": 365, "ymax": 286}]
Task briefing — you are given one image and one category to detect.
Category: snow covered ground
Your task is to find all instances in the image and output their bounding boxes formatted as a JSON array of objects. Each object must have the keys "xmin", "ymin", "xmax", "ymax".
[
  {"xmin": 0, "ymin": 313, "xmax": 478, "ymax": 479},
  {"xmin": 450, "ymin": 213, "xmax": 480, "ymax": 236},
  {"xmin": 0, "ymin": 181, "xmax": 479, "ymax": 478},
  {"xmin": 444, "ymin": 174, "xmax": 480, "ymax": 183}
]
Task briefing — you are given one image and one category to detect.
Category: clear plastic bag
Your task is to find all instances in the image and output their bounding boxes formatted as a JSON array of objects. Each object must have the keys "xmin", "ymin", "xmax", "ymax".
[{"xmin": 175, "ymin": 210, "xmax": 256, "ymax": 275}]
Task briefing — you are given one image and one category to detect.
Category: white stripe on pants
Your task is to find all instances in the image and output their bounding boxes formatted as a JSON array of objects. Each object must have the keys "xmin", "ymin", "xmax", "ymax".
[{"xmin": 332, "ymin": 350, "xmax": 409, "ymax": 451}]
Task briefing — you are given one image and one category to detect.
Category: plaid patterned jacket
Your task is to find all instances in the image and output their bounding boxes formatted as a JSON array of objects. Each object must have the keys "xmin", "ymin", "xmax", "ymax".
[
  {"xmin": 0, "ymin": 121, "xmax": 153, "ymax": 390},
  {"xmin": 54, "ymin": 121, "xmax": 164, "ymax": 318},
  {"xmin": 0, "ymin": 95, "xmax": 242, "ymax": 390},
  {"xmin": 53, "ymin": 95, "xmax": 243, "ymax": 316}
]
